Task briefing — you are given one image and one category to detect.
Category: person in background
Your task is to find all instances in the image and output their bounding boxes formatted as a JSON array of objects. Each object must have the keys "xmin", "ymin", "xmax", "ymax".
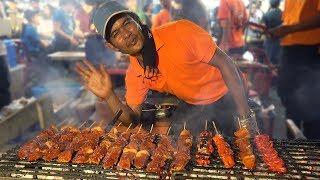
[
  {"xmin": 270, "ymin": 0, "xmax": 320, "ymax": 139},
  {"xmin": 0, "ymin": 40, "xmax": 10, "ymax": 110},
  {"xmin": 52, "ymin": 0, "xmax": 78, "ymax": 52},
  {"xmin": 21, "ymin": 10, "xmax": 47, "ymax": 59},
  {"xmin": 38, "ymin": 4, "xmax": 54, "ymax": 39},
  {"xmin": 262, "ymin": 0, "xmax": 282, "ymax": 65},
  {"xmin": 75, "ymin": 1, "xmax": 92, "ymax": 37},
  {"xmin": 173, "ymin": 0, "xmax": 209, "ymax": 31},
  {"xmin": 137, "ymin": 2, "xmax": 153, "ymax": 28},
  {"xmin": 218, "ymin": 0, "xmax": 248, "ymax": 56},
  {"xmin": 0, "ymin": 0, "xmax": 6, "ymax": 18},
  {"xmin": 152, "ymin": 0, "xmax": 171, "ymax": 29},
  {"xmin": 247, "ymin": 2, "xmax": 264, "ymax": 41},
  {"xmin": 30, "ymin": 0, "xmax": 40, "ymax": 11},
  {"xmin": 22, "ymin": 10, "xmax": 49, "ymax": 91}
]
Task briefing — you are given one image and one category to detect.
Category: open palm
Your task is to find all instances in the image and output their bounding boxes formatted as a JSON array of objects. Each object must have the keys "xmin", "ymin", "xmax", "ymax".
[{"xmin": 76, "ymin": 60, "xmax": 113, "ymax": 99}]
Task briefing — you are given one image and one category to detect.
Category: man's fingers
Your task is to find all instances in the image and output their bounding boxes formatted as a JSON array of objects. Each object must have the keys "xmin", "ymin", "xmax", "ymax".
[
  {"xmin": 83, "ymin": 60, "xmax": 97, "ymax": 73},
  {"xmin": 75, "ymin": 65, "xmax": 90, "ymax": 79},
  {"xmin": 99, "ymin": 64, "xmax": 108, "ymax": 77},
  {"xmin": 153, "ymin": 68, "xmax": 159, "ymax": 76},
  {"xmin": 144, "ymin": 66, "xmax": 150, "ymax": 77}
]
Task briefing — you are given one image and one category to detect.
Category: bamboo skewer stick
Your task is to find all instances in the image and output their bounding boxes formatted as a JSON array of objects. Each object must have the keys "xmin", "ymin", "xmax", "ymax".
[
  {"xmin": 205, "ymin": 120, "xmax": 208, "ymax": 131},
  {"xmin": 137, "ymin": 124, "xmax": 143, "ymax": 133},
  {"xmin": 117, "ymin": 122, "xmax": 122, "ymax": 127},
  {"xmin": 57, "ymin": 119, "xmax": 69, "ymax": 128},
  {"xmin": 212, "ymin": 121, "xmax": 219, "ymax": 135},
  {"xmin": 166, "ymin": 126, "xmax": 171, "ymax": 135},
  {"xmin": 183, "ymin": 121, "xmax": 186, "ymax": 130},
  {"xmin": 79, "ymin": 121, "xmax": 87, "ymax": 129},
  {"xmin": 125, "ymin": 123, "xmax": 132, "ymax": 132},
  {"xmin": 89, "ymin": 121, "xmax": 96, "ymax": 129},
  {"xmin": 149, "ymin": 124, "xmax": 154, "ymax": 133}
]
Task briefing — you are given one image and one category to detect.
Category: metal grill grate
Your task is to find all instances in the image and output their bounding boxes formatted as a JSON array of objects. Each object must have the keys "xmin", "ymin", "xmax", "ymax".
[{"xmin": 0, "ymin": 140, "xmax": 319, "ymax": 179}]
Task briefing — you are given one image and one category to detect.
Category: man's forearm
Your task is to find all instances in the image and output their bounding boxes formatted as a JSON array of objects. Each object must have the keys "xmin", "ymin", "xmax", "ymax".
[
  {"xmin": 211, "ymin": 48, "xmax": 250, "ymax": 117},
  {"xmin": 290, "ymin": 14, "xmax": 320, "ymax": 33},
  {"xmin": 105, "ymin": 91, "xmax": 139, "ymax": 126}
]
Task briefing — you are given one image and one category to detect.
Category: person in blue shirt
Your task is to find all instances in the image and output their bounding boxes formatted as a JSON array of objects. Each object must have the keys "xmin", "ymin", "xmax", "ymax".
[
  {"xmin": 0, "ymin": 41, "xmax": 10, "ymax": 109},
  {"xmin": 262, "ymin": 0, "xmax": 282, "ymax": 65},
  {"xmin": 52, "ymin": 0, "xmax": 79, "ymax": 52},
  {"xmin": 21, "ymin": 10, "xmax": 47, "ymax": 58}
]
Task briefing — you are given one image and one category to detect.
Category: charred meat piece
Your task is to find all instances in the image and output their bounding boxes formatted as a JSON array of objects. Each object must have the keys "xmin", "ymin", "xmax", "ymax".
[
  {"xmin": 117, "ymin": 132, "xmax": 146, "ymax": 170},
  {"xmin": 102, "ymin": 132, "xmax": 131, "ymax": 169},
  {"xmin": 88, "ymin": 128, "xmax": 119, "ymax": 164},
  {"xmin": 195, "ymin": 130, "xmax": 214, "ymax": 166},
  {"xmin": 133, "ymin": 134, "xmax": 156, "ymax": 169},
  {"xmin": 234, "ymin": 128, "xmax": 256, "ymax": 169},
  {"xmin": 212, "ymin": 134, "xmax": 235, "ymax": 168},
  {"xmin": 146, "ymin": 134, "xmax": 174, "ymax": 173},
  {"xmin": 170, "ymin": 129, "xmax": 193, "ymax": 172},
  {"xmin": 72, "ymin": 127, "xmax": 104, "ymax": 164},
  {"xmin": 254, "ymin": 134, "xmax": 286, "ymax": 173},
  {"xmin": 18, "ymin": 126, "xmax": 58, "ymax": 161}
]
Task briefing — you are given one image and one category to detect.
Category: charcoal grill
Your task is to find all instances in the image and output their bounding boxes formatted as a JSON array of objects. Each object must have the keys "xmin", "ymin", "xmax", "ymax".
[{"xmin": 0, "ymin": 139, "xmax": 319, "ymax": 179}]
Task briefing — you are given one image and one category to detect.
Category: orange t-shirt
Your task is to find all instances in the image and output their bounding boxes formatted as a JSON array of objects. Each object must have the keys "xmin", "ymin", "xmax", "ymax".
[
  {"xmin": 125, "ymin": 20, "xmax": 229, "ymax": 106},
  {"xmin": 152, "ymin": 9, "xmax": 171, "ymax": 29},
  {"xmin": 217, "ymin": 0, "xmax": 247, "ymax": 48},
  {"xmin": 281, "ymin": 0, "xmax": 320, "ymax": 46}
]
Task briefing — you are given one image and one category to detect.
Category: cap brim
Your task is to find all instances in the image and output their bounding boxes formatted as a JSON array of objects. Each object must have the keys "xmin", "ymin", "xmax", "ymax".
[{"xmin": 102, "ymin": 10, "xmax": 132, "ymax": 38}]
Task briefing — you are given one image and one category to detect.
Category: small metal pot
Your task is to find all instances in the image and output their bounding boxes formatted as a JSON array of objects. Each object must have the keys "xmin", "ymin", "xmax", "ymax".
[{"xmin": 141, "ymin": 103, "xmax": 177, "ymax": 120}]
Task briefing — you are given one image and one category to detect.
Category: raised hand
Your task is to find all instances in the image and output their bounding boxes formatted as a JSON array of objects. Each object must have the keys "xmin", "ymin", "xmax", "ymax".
[{"xmin": 75, "ymin": 60, "xmax": 113, "ymax": 100}]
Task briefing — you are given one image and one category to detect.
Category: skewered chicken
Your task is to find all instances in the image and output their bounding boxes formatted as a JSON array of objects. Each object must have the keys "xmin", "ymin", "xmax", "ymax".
[
  {"xmin": 212, "ymin": 134, "xmax": 235, "ymax": 168},
  {"xmin": 72, "ymin": 126, "xmax": 104, "ymax": 164},
  {"xmin": 195, "ymin": 130, "xmax": 214, "ymax": 166},
  {"xmin": 146, "ymin": 134, "xmax": 175, "ymax": 173},
  {"xmin": 117, "ymin": 131, "xmax": 147, "ymax": 170},
  {"xmin": 87, "ymin": 128, "xmax": 120, "ymax": 164},
  {"xmin": 234, "ymin": 128, "xmax": 256, "ymax": 169},
  {"xmin": 170, "ymin": 129, "xmax": 193, "ymax": 172},
  {"xmin": 56, "ymin": 127, "xmax": 90, "ymax": 163},
  {"xmin": 41, "ymin": 126, "xmax": 81, "ymax": 162},
  {"xmin": 102, "ymin": 131, "xmax": 131, "ymax": 169},
  {"xmin": 254, "ymin": 134, "xmax": 286, "ymax": 173},
  {"xmin": 18, "ymin": 126, "xmax": 58, "ymax": 161},
  {"xmin": 133, "ymin": 133, "xmax": 156, "ymax": 169}
]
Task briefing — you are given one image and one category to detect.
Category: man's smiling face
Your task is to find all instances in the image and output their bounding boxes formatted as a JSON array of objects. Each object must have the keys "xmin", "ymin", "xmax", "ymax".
[{"xmin": 107, "ymin": 14, "xmax": 145, "ymax": 55}]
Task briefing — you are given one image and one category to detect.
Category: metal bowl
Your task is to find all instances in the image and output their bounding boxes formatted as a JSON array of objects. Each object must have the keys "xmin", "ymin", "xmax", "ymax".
[{"xmin": 141, "ymin": 103, "xmax": 177, "ymax": 120}]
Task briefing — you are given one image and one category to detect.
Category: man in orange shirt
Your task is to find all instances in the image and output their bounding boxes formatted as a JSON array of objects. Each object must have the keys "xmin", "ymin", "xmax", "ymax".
[
  {"xmin": 76, "ymin": 1, "xmax": 255, "ymax": 136},
  {"xmin": 217, "ymin": 0, "xmax": 247, "ymax": 55},
  {"xmin": 270, "ymin": 0, "xmax": 320, "ymax": 139},
  {"xmin": 152, "ymin": 0, "xmax": 171, "ymax": 29}
]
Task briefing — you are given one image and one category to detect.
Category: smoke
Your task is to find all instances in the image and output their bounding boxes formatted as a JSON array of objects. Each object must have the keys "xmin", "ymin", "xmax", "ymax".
[
  {"xmin": 291, "ymin": 70, "xmax": 320, "ymax": 122},
  {"xmin": 31, "ymin": 58, "xmax": 85, "ymax": 124}
]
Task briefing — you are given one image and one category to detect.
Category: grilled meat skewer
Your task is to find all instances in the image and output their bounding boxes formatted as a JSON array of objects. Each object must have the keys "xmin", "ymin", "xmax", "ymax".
[
  {"xmin": 72, "ymin": 126, "xmax": 104, "ymax": 164},
  {"xmin": 170, "ymin": 129, "xmax": 193, "ymax": 172},
  {"xmin": 117, "ymin": 130, "xmax": 147, "ymax": 170},
  {"xmin": 133, "ymin": 133, "xmax": 156, "ymax": 169},
  {"xmin": 146, "ymin": 134, "xmax": 175, "ymax": 173},
  {"xmin": 87, "ymin": 127, "xmax": 120, "ymax": 164},
  {"xmin": 195, "ymin": 130, "xmax": 214, "ymax": 166},
  {"xmin": 234, "ymin": 128, "xmax": 256, "ymax": 169},
  {"xmin": 254, "ymin": 134, "xmax": 286, "ymax": 173},
  {"xmin": 18, "ymin": 126, "xmax": 59, "ymax": 161}
]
